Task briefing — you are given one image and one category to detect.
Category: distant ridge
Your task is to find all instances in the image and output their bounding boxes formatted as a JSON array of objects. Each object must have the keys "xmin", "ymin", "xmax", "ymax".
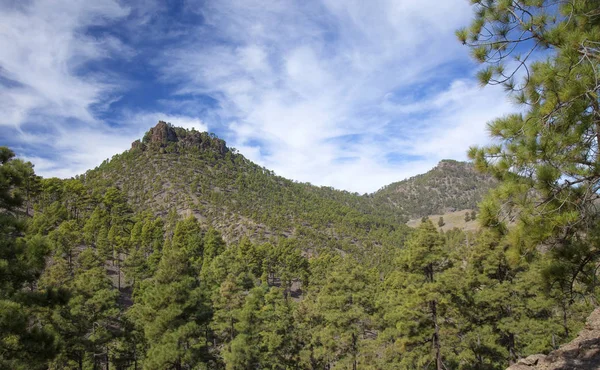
[
  {"xmin": 82, "ymin": 122, "xmax": 495, "ymax": 247},
  {"xmin": 374, "ymin": 159, "xmax": 497, "ymax": 218}
]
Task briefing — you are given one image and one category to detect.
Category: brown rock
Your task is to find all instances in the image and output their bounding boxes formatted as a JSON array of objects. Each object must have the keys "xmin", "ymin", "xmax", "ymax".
[
  {"xmin": 134, "ymin": 121, "xmax": 229, "ymax": 157},
  {"xmin": 143, "ymin": 121, "xmax": 178, "ymax": 146},
  {"xmin": 131, "ymin": 139, "xmax": 146, "ymax": 151},
  {"xmin": 507, "ymin": 308, "xmax": 600, "ymax": 370},
  {"xmin": 518, "ymin": 354, "xmax": 547, "ymax": 366}
]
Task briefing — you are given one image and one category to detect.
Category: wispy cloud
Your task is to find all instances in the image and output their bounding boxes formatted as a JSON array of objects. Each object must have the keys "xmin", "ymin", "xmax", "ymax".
[
  {"xmin": 0, "ymin": 0, "xmax": 130, "ymax": 127},
  {"xmin": 0, "ymin": 0, "xmax": 185, "ymax": 178},
  {"xmin": 155, "ymin": 0, "xmax": 516, "ymax": 192},
  {"xmin": 0, "ymin": 0, "xmax": 517, "ymax": 193}
]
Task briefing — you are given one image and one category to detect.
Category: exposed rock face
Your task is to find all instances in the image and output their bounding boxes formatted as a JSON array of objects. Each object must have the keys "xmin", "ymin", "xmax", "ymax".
[
  {"xmin": 508, "ymin": 308, "xmax": 600, "ymax": 370},
  {"xmin": 131, "ymin": 139, "xmax": 144, "ymax": 151},
  {"xmin": 144, "ymin": 121, "xmax": 177, "ymax": 146},
  {"xmin": 135, "ymin": 121, "xmax": 229, "ymax": 156},
  {"xmin": 142, "ymin": 121, "xmax": 178, "ymax": 146}
]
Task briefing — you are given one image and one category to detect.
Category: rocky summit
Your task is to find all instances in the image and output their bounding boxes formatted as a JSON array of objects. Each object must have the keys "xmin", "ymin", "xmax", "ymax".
[{"xmin": 131, "ymin": 121, "xmax": 229, "ymax": 156}]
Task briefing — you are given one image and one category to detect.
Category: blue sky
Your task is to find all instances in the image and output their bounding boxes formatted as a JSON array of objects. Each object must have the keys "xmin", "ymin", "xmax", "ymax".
[{"xmin": 0, "ymin": 0, "xmax": 516, "ymax": 193}]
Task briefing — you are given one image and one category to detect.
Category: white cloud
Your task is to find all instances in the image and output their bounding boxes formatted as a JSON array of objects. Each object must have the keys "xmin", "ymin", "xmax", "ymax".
[
  {"xmin": 1, "ymin": 0, "xmax": 519, "ymax": 193},
  {"xmin": 18, "ymin": 124, "xmax": 137, "ymax": 179},
  {"xmin": 158, "ymin": 0, "xmax": 517, "ymax": 193},
  {"xmin": 15, "ymin": 112, "xmax": 207, "ymax": 179},
  {"xmin": 0, "ymin": 0, "xmax": 164, "ymax": 179},
  {"xmin": 0, "ymin": 0, "xmax": 130, "ymax": 127}
]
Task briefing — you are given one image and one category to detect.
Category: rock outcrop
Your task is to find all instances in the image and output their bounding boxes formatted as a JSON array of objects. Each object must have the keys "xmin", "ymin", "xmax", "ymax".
[
  {"xmin": 144, "ymin": 120, "xmax": 178, "ymax": 145},
  {"xmin": 508, "ymin": 308, "xmax": 600, "ymax": 370},
  {"xmin": 133, "ymin": 121, "xmax": 229, "ymax": 156}
]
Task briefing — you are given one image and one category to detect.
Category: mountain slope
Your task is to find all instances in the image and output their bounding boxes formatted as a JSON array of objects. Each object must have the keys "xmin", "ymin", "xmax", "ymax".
[
  {"xmin": 82, "ymin": 122, "xmax": 495, "ymax": 250},
  {"xmin": 374, "ymin": 159, "xmax": 497, "ymax": 218},
  {"xmin": 82, "ymin": 122, "xmax": 408, "ymax": 254}
]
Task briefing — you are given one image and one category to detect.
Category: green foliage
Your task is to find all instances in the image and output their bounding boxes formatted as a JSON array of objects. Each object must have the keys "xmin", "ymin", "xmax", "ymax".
[
  {"xmin": 131, "ymin": 217, "xmax": 211, "ymax": 369},
  {"xmin": 1, "ymin": 106, "xmax": 598, "ymax": 370},
  {"xmin": 0, "ymin": 148, "xmax": 61, "ymax": 369},
  {"xmin": 375, "ymin": 160, "xmax": 497, "ymax": 218},
  {"xmin": 461, "ymin": 0, "xmax": 600, "ymax": 289},
  {"xmin": 82, "ymin": 126, "xmax": 418, "ymax": 256},
  {"xmin": 386, "ymin": 220, "xmax": 449, "ymax": 369}
]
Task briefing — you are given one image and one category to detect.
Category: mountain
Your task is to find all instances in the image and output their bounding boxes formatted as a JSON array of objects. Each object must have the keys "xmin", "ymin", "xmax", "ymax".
[
  {"xmin": 374, "ymin": 159, "xmax": 497, "ymax": 218},
  {"xmin": 82, "ymin": 122, "xmax": 411, "ymax": 256},
  {"xmin": 3, "ymin": 122, "xmax": 593, "ymax": 370},
  {"xmin": 82, "ymin": 122, "xmax": 495, "ymax": 249}
]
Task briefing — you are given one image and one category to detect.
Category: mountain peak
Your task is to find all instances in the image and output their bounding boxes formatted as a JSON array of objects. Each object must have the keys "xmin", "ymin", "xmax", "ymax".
[
  {"xmin": 131, "ymin": 121, "xmax": 229, "ymax": 156},
  {"xmin": 143, "ymin": 120, "xmax": 178, "ymax": 146},
  {"xmin": 373, "ymin": 159, "xmax": 496, "ymax": 218}
]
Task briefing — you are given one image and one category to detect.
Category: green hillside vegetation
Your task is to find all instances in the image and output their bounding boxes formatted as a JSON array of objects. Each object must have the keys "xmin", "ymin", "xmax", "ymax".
[
  {"xmin": 2, "ymin": 1, "xmax": 600, "ymax": 369},
  {"xmin": 83, "ymin": 121, "xmax": 413, "ymax": 258},
  {"xmin": 375, "ymin": 160, "xmax": 497, "ymax": 218},
  {"xmin": 407, "ymin": 209, "xmax": 481, "ymax": 232},
  {"xmin": 0, "ymin": 124, "xmax": 593, "ymax": 369},
  {"xmin": 83, "ymin": 122, "xmax": 492, "ymax": 253}
]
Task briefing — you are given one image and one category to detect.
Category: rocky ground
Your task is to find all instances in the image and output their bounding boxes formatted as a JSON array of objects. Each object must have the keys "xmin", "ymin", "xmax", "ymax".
[{"xmin": 508, "ymin": 308, "xmax": 600, "ymax": 370}]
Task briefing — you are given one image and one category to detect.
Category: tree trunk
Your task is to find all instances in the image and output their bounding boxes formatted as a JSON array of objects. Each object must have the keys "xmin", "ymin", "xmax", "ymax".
[
  {"xmin": 563, "ymin": 303, "xmax": 570, "ymax": 338},
  {"xmin": 508, "ymin": 333, "xmax": 516, "ymax": 365},
  {"xmin": 117, "ymin": 256, "xmax": 121, "ymax": 291},
  {"xmin": 352, "ymin": 332, "xmax": 357, "ymax": 370},
  {"xmin": 431, "ymin": 299, "xmax": 442, "ymax": 370}
]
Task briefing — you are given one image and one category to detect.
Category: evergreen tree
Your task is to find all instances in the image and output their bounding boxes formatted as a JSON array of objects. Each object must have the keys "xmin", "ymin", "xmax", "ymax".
[
  {"xmin": 131, "ymin": 217, "xmax": 210, "ymax": 369},
  {"xmin": 0, "ymin": 147, "xmax": 59, "ymax": 369},
  {"xmin": 384, "ymin": 219, "xmax": 449, "ymax": 369},
  {"xmin": 458, "ymin": 0, "xmax": 600, "ymax": 282},
  {"xmin": 302, "ymin": 257, "xmax": 375, "ymax": 369},
  {"xmin": 449, "ymin": 230, "xmax": 564, "ymax": 367},
  {"xmin": 47, "ymin": 265, "xmax": 120, "ymax": 369}
]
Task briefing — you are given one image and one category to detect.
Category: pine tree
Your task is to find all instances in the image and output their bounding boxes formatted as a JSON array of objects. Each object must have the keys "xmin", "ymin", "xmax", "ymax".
[
  {"xmin": 449, "ymin": 230, "xmax": 564, "ymax": 367},
  {"xmin": 48, "ymin": 220, "xmax": 80, "ymax": 271},
  {"xmin": 0, "ymin": 147, "xmax": 59, "ymax": 369},
  {"xmin": 385, "ymin": 219, "xmax": 449, "ymax": 369},
  {"xmin": 222, "ymin": 286, "xmax": 264, "ymax": 369},
  {"xmin": 458, "ymin": 0, "xmax": 600, "ymax": 282},
  {"xmin": 302, "ymin": 257, "xmax": 375, "ymax": 369},
  {"xmin": 130, "ymin": 218, "xmax": 210, "ymax": 369}
]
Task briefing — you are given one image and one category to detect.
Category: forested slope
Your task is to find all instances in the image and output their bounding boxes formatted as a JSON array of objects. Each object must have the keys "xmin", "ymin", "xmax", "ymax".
[
  {"xmin": 83, "ymin": 122, "xmax": 492, "ymax": 249},
  {"xmin": 0, "ymin": 120, "xmax": 593, "ymax": 369},
  {"xmin": 374, "ymin": 159, "xmax": 497, "ymax": 218},
  {"xmin": 82, "ymin": 122, "xmax": 415, "ymax": 253},
  {"xmin": 3, "ymin": 0, "xmax": 600, "ymax": 368}
]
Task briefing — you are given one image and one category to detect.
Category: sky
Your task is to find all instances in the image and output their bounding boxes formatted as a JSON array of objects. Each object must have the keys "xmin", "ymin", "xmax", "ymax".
[{"xmin": 0, "ymin": 0, "xmax": 517, "ymax": 194}]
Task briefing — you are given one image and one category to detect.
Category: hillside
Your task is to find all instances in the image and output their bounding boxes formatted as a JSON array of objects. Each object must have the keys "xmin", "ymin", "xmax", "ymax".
[
  {"xmin": 374, "ymin": 159, "xmax": 497, "ymax": 218},
  {"xmin": 3, "ymin": 0, "xmax": 599, "ymax": 367},
  {"xmin": 407, "ymin": 209, "xmax": 482, "ymax": 232},
  {"xmin": 82, "ymin": 122, "xmax": 410, "ymax": 255},
  {"xmin": 2, "ymin": 123, "xmax": 595, "ymax": 370},
  {"xmin": 83, "ymin": 122, "xmax": 494, "ymax": 249}
]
